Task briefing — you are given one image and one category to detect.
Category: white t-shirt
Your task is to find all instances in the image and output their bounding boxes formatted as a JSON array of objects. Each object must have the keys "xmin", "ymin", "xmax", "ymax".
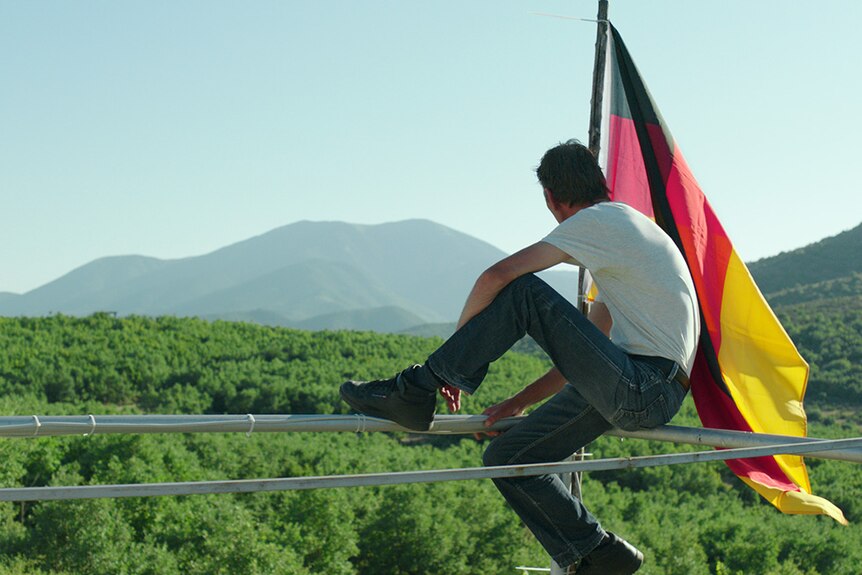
[{"xmin": 542, "ymin": 201, "xmax": 700, "ymax": 374}]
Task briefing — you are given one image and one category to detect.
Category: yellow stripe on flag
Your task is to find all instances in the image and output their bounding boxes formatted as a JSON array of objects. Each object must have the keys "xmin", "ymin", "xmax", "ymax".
[
  {"xmin": 740, "ymin": 477, "xmax": 848, "ymax": 525},
  {"xmin": 718, "ymin": 250, "xmax": 817, "ymax": 499}
]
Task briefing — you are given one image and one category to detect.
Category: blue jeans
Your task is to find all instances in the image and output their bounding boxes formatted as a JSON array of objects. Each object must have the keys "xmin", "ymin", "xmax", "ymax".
[{"xmin": 423, "ymin": 274, "xmax": 688, "ymax": 567}]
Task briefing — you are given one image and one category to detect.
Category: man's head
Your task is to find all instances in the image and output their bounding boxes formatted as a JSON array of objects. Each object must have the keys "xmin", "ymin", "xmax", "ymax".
[{"xmin": 536, "ymin": 139, "xmax": 610, "ymax": 207}]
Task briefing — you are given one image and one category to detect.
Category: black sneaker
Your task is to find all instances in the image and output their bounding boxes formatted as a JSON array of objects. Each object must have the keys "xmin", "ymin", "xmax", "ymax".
[
  {"xmin": 576, "ymin": 532, "xmax": 644, "ymax": 574},
  {"xmin": 340, "ymin": 370, "xmax": 436, "ymax": 431}
]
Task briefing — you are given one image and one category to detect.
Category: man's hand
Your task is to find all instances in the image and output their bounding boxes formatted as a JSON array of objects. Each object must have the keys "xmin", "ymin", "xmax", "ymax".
[
  {"xmin": 472, "ymin": 368, "xmax": 568, "ymax": 440},
  {"xmin": 439, "ymin": 384, "xmax": 461, "ymax": 412},
  {"xmin": 474, "ymin": 396, "xmax": 526, "ymax": 439}
]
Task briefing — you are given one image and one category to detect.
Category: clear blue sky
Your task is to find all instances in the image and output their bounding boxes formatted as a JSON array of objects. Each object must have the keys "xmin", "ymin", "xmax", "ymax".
[{"xmin": 2, "ymin": 0, "xmax": 860, "ymax": 294}]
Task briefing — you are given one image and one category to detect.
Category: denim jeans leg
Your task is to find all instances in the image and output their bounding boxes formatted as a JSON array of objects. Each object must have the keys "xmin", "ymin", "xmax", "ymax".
[
  {"xmin": 482, "ymin": 384, "xmax": 612, "ymax": 566},
  {"xmin": 420, "ymin": 274, "xmax": 636, "ymax": 565},
  {"xmin": 425, "ymin": 274, "xmax": 632, "ymax": 424},
  {"xmin": 420, "ymin": 274, "xmax": 691, "ymax": 565}
]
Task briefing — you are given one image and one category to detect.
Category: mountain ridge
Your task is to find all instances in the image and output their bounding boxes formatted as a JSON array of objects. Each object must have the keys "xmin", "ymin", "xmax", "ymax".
[
  {"xmin": 2, "ymin": 218, "xmax": 858, "ymax": 331},
  {"xmin": 748, "ymin": 222, "xmax": 862, "ymax": 299},
  {"xmin": 0, "ymin": 219, "xmax": 538, "ymax": 328}
]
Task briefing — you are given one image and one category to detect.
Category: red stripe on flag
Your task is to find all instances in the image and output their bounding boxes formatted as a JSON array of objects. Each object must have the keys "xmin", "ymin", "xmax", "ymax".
[
  {"xmin": 690, "ymin": 353, "xmax": 800, "ymax": 492},
  {"xmin": 662, "ymin": 145, "xmax": 732, "ymax": 353},
  {"xmin": 605, "ymin": 116, "xmax": 655, "ymax": 218}
]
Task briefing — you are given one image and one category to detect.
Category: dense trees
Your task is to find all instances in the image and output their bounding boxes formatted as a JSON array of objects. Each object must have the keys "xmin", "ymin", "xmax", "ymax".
[
  {"xmin": 775, "ymin": 296, "xmax": 862, "ymax": 406},
  {"xmin": 0, "ymin": 314, "xmax": 859, "ymax": 574}
]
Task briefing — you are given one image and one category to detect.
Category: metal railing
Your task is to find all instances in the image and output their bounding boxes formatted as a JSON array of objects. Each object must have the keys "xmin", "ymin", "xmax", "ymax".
[
  {"xmin": 1, "ymin": 413, "xmax": 860, "ymax": 503},
  {"xmin": 2, "ymin": 412, "xmax": 858, "ymax": 575}
]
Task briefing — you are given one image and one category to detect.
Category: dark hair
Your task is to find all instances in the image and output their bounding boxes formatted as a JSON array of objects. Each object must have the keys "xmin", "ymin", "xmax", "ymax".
[{"xmin": 536, "ymin": 139, "xmax": 610, "ymax": 205}]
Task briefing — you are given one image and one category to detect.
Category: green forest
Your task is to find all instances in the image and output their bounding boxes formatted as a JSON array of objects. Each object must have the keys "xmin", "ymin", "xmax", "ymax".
[{"xmin": 0, "ymin": 310, "xmax": 860, "ymax": 575}]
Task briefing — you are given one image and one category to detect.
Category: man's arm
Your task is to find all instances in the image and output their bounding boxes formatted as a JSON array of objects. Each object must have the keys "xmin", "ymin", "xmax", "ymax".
[
  {"xmin": 441, "ymin": 241, "xmax": 571, "ymax": 412},
  {"xmin": 456, "ymin": 241, "xmax": 571, "ymax": 329}
]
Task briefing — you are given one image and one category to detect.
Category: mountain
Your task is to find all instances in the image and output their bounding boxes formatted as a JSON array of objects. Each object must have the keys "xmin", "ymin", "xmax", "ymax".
[
  {"xmin": 203, "ymin": 305, "xmax": 428, "ymax": 333},
  {"xmin": 292, "ymin": 306, "xmax": 428, "ymax": 332},
  {"xmin": 748, "ymin": 222, "xmax": 862, "ymax": 302},
  {"xmin": 7, "ymin": 218, "xmax": 856, "ymax": 334},
  {"xmin": 179, "ymin": 259, "xmax": 419, "ymax": 321},
  {"xmin": 757, "ymin": 273, "xmax": 862, "ymax": 309},
  {"xmin": 1, "ymin": 255, "xmax": 169, "ymax": 315},
  {"xmin": 399, "ymin": 322, "xmax": 454, "ymax": 339},
  {"xmin": 0, "ymin": 219, "xmax": 579, "ymax": 330},
  {"xmin": 0, "ymin": 293, "xmax": 19, "ymax": 305}
]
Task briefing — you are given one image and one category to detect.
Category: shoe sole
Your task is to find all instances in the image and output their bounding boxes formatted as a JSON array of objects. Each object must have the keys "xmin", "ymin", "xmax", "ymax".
[{"xmin": 576, "ymin": 546, "xmax": 643, "ymax": 574}]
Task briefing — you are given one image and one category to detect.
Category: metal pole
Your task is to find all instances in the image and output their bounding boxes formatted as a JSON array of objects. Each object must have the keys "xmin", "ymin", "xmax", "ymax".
[
  {"xmin": 588, "ymin": 0, "xmax": 609, "ymax": 156},
  {"xmin": 2, "ymin": 414, "xmax": 861, "ymax": 464},
  {"xmin": 588, "ymin": 0, "xmax": 609, "ymax": 155},
  {"xmin": 2, "ymin": 437, "xmax": 858, "ymax": 503}
]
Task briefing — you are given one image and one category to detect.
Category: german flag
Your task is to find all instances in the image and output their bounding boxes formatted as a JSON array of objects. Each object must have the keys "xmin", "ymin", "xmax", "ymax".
[{"xmin": 598, "ymin": 24, "xmax": 846, "ymax": 524}]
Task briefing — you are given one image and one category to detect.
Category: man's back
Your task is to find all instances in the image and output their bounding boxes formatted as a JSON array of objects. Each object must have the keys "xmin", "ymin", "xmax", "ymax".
[{"xmin": 542, "ymin": 201, "xmax": 700, "ymax": 373}]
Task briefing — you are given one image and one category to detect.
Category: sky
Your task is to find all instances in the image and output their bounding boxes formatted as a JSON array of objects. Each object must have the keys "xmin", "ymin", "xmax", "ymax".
[{"xmin": 2, "ymin": 0, "xmax": 860, "ymax": 294}]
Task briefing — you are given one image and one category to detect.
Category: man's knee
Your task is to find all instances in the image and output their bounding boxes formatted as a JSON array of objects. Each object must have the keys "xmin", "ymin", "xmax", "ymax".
[
  {"xmin": 495, "ymin": 273, "xmax": 547, "ymax": 308},
  {"xmin": 505, "ymin": 273, "xmax": 564, "ymax": 308},
  {"xmin": 506, "ymin": 273, "xmax": 542, "ymax": 293}
]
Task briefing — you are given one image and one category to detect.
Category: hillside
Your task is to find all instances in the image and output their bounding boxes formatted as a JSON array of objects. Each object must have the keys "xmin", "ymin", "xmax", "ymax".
[
  {"xmin": 759, "ymin": 273, "xmax": 862, "ymax": 309},
  {"xmin": 0, "ymin": 315, "xmax": 859, "ymax": 575},
  {"xmin": 749, "ymin": 221, "xmax": 862, "ymax": 299}
]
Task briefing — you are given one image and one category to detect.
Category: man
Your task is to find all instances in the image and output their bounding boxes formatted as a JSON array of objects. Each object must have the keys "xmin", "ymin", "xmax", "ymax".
[{"xmin": 340, "ymin": 140, "xmax": 699, "ymax": 574}]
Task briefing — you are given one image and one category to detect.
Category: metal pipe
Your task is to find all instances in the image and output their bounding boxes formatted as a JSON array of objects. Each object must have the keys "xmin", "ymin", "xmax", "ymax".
[
  {"xmin": 2, "ymin": 436, "xmax": 859, "ymax": 503},
  {"xmin": 607, "ymin": 425, "xmax": 862, "ymax": 464},
  {"xmin": 1, "ymin": 414, "xmax": 860, "ymax": 463}
]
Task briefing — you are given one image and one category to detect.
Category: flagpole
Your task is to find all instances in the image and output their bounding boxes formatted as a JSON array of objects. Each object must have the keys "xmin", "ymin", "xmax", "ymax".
[
  {"xmin": 588, "ymin": 0, "xmax": 609, "ymax": 156},
  {"xmin": 575, "ymin": 0, "xmax": 609, "ymax": 501}
]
